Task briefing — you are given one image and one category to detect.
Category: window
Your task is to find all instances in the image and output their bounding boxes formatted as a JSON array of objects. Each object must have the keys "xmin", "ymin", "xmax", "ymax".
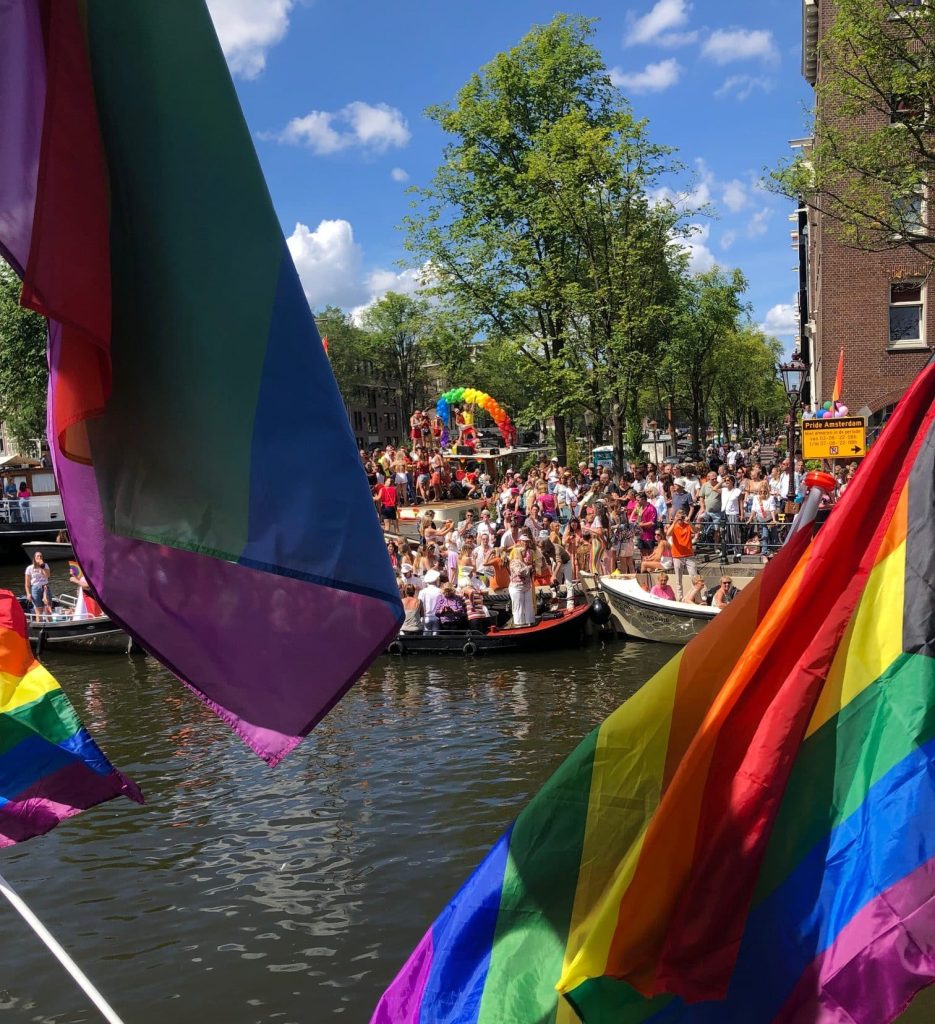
[
  {"xmin": 353, "ymin": 410, "xmax": 363, "ymax": 430},
  {"xmin": 891, "ymin": 94, "xmax": 924, "ymax": 125},
  {"xmin": 367, "ymin": 412, "xmax": 378, "ymax": 433},
  {"xmin": 889, "ymin": 280, "xmax": 925, "ymax": 347},
  {"xmin": 893, "ymin": 184, "xmax": 925, "ymax": 236},
  {"xmin": 366, "ymin": 388, "xmax": 377, "ymax": 408}
]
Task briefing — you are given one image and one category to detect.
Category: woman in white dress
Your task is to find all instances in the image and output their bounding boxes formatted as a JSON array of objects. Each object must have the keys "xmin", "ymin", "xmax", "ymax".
[{"xmin": 508, "ymin": 533, "xmax": 536, "ymax": 626}]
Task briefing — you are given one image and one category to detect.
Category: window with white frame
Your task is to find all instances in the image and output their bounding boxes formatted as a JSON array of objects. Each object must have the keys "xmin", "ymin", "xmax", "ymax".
[
  {"xmin": 889, "ymin": 280, "xmax": 925, "ymax": 347},
  {"xmin": 892, "ymin": 183, "xmax": 925, "ymax": 236}
]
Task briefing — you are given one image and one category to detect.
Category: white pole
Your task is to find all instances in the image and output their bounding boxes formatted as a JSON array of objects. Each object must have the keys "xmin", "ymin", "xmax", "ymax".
[{"xmin": 0, "ymin": 870, "xmax": 127, "ymax": 1024}]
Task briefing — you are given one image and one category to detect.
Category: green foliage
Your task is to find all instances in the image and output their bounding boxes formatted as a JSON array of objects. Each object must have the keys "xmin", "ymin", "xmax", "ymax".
[
  {"xmin": 359, "ymin": 291, "xmax": 435, "ymax": 420},
  {"xmin": 0, "ymin": 261, "xmax": 48, "ymax": 449},
  {"xmin": 404, "ymin": 14, "xmax": 680, "ymax": 461},
  {"xmin": 771, "ymin": 0, "xmax": 935, "ymax": 257}
]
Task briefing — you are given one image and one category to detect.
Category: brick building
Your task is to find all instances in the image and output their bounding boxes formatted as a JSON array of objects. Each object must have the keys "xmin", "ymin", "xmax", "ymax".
[{"xmin": 797, "ymin": 0, "xmax": 932, "ymax": 426}]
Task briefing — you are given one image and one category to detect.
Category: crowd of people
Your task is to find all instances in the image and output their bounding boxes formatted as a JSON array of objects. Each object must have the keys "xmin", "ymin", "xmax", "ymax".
[{"xmin": 371, "ymin": 437, "xmax": 854, "ymax": 624}]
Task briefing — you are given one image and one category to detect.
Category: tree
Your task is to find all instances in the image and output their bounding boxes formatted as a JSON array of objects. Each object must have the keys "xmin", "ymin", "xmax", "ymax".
[
  {"xmin": 360, "ymin": 292, "xmax": 433, "ymax": 422},
  {"xmin": 708, "ymin": 328, "xmax": 786, "ymax": 442},
  {"xmin": 314, "ymin": 304, "xmax": 371, "ymax": 402},
  {"xmin": 666, "ymin": 268, "xmax": 748, "ymax": 449},
  {"xmin": 0, "ymin": 260, "xmax": 48, "ymax": 450},
  {"xmin": 772, "ymin": 0, "xmax": 935, "ymax": 258},
  {"xmin": 404, "ymin": 14, "xmax": 679, "ymax": 464}
]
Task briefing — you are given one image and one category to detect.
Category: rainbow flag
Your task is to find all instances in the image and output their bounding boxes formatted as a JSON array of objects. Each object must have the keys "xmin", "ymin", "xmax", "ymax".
[
  {"xmin": 0, "ymin": 2, "xmax": 401, "ymax": 765},
  {"xmin": 832, "ymin": 346, "xmax": 845, "ymax": 404},
  {"xmin": 373, "ymin": 361, "xmax": 935, "ymax": 1024},
  {"xmin": 0, "ymin": 590, "xmax": 140, "ymax": 846}
]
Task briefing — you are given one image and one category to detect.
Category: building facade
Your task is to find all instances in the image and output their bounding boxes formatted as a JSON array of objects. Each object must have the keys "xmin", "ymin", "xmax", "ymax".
[
  {"xmin": 342, "ymin": 358, "xmax": 404, "ymax": 452},
  {"xmin": 798, "ymin": 0, "xmax": 932, "ymax": 425}
]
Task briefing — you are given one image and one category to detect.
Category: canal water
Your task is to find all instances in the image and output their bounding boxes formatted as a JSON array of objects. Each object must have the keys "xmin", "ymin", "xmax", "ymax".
[{"xmin": 1, "ymin": 561, "xmax": 931, "ymax": 1024}]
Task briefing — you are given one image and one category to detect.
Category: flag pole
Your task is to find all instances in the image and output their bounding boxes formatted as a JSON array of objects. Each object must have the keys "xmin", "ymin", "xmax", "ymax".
[
  {"xmin": 0, "ymin": 870, "xmax": 127, "ymax": 1024},
  {"xmin": 785, "ymin": 471, "xmax": 836, "ymax": 542}
]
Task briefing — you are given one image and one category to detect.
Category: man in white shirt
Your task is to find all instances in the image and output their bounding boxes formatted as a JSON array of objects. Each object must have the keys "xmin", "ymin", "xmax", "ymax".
[
  {"xmin": 419, "ymin": 570, "xmax": 443, "ymax": 631},
  {"xmin": 400, "ymin": 563, "xmax": 424, "ymax": 592},
  {"xmin": 499, "ymin": 516, "xmax": 517, "ymax": 551},
  {"xmin": 778, "ymin": 459, "xmax": 804, "ymax": 502},
  {"xmin": 475, "ymin": 509, "xmax": 495, "ymax": 542},
  {"xmin": 720, "ymin": 474, "xmax": 743, "ymax": 557}
]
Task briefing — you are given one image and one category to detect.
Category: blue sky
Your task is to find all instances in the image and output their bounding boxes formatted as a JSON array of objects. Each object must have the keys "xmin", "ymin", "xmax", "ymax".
[{"xmin": 206, "ymin": 0, "xmax": 812, "ymax": 345}]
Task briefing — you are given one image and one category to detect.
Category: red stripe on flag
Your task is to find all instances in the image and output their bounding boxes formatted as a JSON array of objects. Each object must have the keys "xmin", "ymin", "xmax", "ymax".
[
  {"xmin": 21, "ymin": 0, "xmax": 111, "ymax": 462},
  {"xmin": 653, "ymin": 363, "xmax": 935, "ymax": 1000}
]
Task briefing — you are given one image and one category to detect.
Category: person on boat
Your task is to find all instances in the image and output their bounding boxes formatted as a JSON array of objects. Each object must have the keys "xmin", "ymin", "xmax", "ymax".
[
  {"xmin": 410, "ymin": 410, "xmax": 423, "ymax": 446},
  {"xmin": 24, "ymin": 551, "xmax": 52, "ymax": 622},
  {"xmin": 400, "ymin": 583, "xmax": 423, "ymax": 634},
  {"xmin": 639, "ymin": 527, "xmax": 673, "ymax": 574},
  {"xmin": 445, "ymin": 535, "xmax": 460, "ymax": 580},
  {"xmin": 375, "ymin": 478, "xmax": 398, "ymax": 528},
  {"xmin": 461, "ymin": 572, "xmax": 490, "ymax": 631},
  {"xmin": 629, "ymin": 492, "xmax": 658, "ymax": 555},
  {"xmin": 562, "ymin": 518, "xmax": 583, "ymax": 580},
  {"xmin": 18, "ymin": 482, "xmax": 32, "ymax": 523},
  {"xmin": 683, "ymin": 575, "xmax": 708, "ymax": 606},
  {"xmin": 3, "ymin": 478, "xmax": 19, "ymax": 523},
  {"xmin": 508, "ymin": 533, "xmax": 536, "ymax": 627},
  {"xmin": 419, "ymin": 570, "xmax": 443, "ymax": 632},
  {"xmin": 68, "ymin": 561, "xmax": 104, "ymax": 618},
  {"xmin": 476, "ymin": 509, "xmax": 495, "ymax": 544},
  {"xmin": 434, "ymin": 582, "xmax": 468, "ymax": 630},
  {"xmin": 400, "ymin": 562, "xmax": 424, "ymax": 592},
  {"xmin": 665, "ymin": 510, "xmax": 700, "ymax": 600},
  {"xmin": 649, "ymin": 571, "xmax": 676, "ymax": 601},
  {"xmin": 713, "ymin": 575, "xmax": 735, "ymax": 610}
]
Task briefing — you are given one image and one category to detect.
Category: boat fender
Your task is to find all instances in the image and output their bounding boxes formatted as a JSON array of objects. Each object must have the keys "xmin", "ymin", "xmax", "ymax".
[
  {"xmin": 34, "ymin": 628, "xmax": 46, "ymax": 656},
  {"xmin": 589, "ymin": 598, "xmax": 612, "ymax": 626},
  {"xmin": 462, "ymin": 640, "xmax": 478, "ymax": 656},
  {"xmin": 388, "ymin": 640, "xmax": 405, "ymax": 656}
]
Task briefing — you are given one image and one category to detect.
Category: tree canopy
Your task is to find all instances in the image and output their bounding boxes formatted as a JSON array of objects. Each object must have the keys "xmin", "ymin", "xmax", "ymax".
[
  {"xmin": 0, "ymin": 260, "xmax": 48, "ymax": 451},
  {"xmin": 772, "ymin": 0, "xmax": 935, "ymax": 258}
]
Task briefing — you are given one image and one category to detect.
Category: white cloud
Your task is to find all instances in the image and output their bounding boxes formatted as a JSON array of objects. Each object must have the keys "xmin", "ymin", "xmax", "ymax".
[
  {"xmin": 624, "ymin": 0, "xmax": 698, "ymax": 47},
  {"xmin": 720, "ymin": 230, "xmax": 736, "ymax": 250},
  {"xmin": 206, "ymin": 0, "xmax": 294, "ymax": 79},
  {"xmin": 390, "ymin": 167, "xmax": 410, "ymax": 182},
  {"xmin": 746, "ymin": 206, "xmax": 774, "ymax": 237},
  {"xmin": 286, "ymin": 219, "xmax": 366, "ymax": 310},
  {"xmin": 759, "ymin": 302, "xmax": 798, "ymax": 337},
  {"xmin": 610, "ymin": 59, "xmax": 681, "ymax": 94},
  {"xmin": 651, "ymin": 156, "xmax": 714, "ymax": 212},
  {"xmin": 701, "ymin": 28, "xmax": 779, "ymax": 66},
  {"xmin": 343, "ymin": 101, "xmax": 411, "ymax": 151},
  {"xmin": 714, "ymin": 74, "xmax": 776, "ymax": 100},
  {"xmin": 351, "ymin": 265, "xmax": 433, "ymax": 323},
  {"xmin": 721, "ymin": 179, "xmax": 749, "ymax": 213},
  {"xmin": 270, "ymin": 102, "xmax": 411, "ymax": 155},
  {"xmin": 681, "ymin": 223, "xmax": 716, "ymax": 274}
]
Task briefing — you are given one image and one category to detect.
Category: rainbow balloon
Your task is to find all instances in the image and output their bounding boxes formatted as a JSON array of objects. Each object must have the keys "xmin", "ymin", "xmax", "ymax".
[{"xmin": 436, "ymin": 388, "xmax": 515, "ymax": 446}]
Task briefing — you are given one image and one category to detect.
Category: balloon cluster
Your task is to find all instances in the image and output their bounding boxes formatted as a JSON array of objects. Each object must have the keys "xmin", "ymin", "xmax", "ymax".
[
  {"xmin": 436, "ymin": 387, "xmax": 515, "ymax": 444},
  {"xmin": 802, "ymin": 400, "xmax": 849, "ymax": 421}
]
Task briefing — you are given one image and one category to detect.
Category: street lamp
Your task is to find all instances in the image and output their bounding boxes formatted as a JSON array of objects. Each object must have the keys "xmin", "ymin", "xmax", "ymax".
[
  {"xmin": 779, "ymin": 356, "xmax": 806, "ymax": 504},
  {"xmin": 583, "ymin": 409, "xmax": 594, "ymax": 457}
]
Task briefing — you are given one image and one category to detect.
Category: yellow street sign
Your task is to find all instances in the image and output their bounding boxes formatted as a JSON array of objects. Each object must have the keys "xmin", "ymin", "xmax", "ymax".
[{"xmin": 801, "ymin": 416, "xmax": 867, "ymax": 459}]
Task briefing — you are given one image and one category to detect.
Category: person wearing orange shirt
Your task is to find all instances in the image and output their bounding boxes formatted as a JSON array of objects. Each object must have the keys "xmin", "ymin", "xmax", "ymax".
[{"xmin": 665, "ymin": 509, "xmax": 700, "ymax": 600}]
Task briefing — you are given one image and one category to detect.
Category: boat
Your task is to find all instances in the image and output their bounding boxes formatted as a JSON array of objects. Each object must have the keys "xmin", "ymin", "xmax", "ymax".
[
  {"xmin": 21, "ymin": 540, "xmax": 75, "ymax": 562},
  {"xmin": 386, "ymin": 446, "xmax": 548, "ymax": 542},
  {"xmin": 16, "ymin": 595, "xmax": 138, "ymax": 654},
  {"xmin": 386, "ymin": 603, "xmax": 590, "ymax": 656},
  {"xmin": 0, "ymin": 455, "xmax": 67, "ymax": 547},
  {"xmin": 598, "ymin": 575, "xmax": 718, "ymax": 645}
]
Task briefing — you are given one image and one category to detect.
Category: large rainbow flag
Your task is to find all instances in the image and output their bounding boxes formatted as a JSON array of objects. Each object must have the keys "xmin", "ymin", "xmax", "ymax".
[
  {"xmin": 373, "ymin": 360, "xmax": 935, "ymax": 1023},
  {"xmin": 0, "ymin": 1, "xmax": 401, "ymax": 765},
  {"xmin": 0, "ymin": 590, "xmax": 140, "ymax": 846}
]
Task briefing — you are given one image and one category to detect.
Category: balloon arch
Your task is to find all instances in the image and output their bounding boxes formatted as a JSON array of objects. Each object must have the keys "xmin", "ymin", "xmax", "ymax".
[{"xmin": 435, "ymin": 387, "xmax": 515, "ymax": 447}]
